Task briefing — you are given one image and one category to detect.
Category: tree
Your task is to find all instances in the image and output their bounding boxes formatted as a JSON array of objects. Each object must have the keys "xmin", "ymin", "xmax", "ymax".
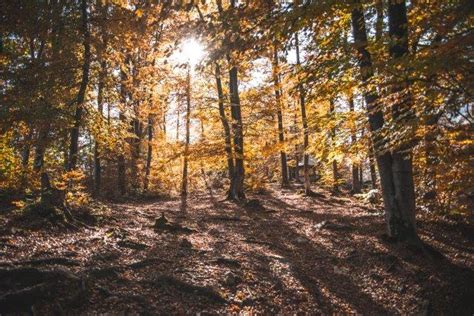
[
  {"xmin": 271, "ymin": 44, "xmax": 289, "ymax": 187},
  {"xmin": 68, "ymin": 0, "xmax": 91, "ymax": 171},
  {"xmin": 351, "ymin": 0, "xmax": 419, "ymax": 242}
]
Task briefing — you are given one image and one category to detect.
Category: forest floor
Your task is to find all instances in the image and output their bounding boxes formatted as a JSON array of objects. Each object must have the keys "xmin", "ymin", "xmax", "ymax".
[{"xmin": 0, "ymin": 185, "xmax": 473, "ymax": 315}]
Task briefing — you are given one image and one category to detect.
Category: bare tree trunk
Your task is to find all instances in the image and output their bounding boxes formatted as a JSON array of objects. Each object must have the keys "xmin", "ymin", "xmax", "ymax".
[
  {"xmin": 94, "ymin": 59, "xmax": 106, "ymax": 195},
  {"xmin": 68, "ymin": 0, "xmax": 91, "ymax": 171},
  {"xmin": 227, "ymin": 64, "xmax": 246, "ymax": 200},
  {"xmin": 215, "ymin": 63, "xmax": 234, "ymax": 182},
  {"xmin": 329, "ymin": 100, "xmax": 339, "ymax": 192},
  {"xmin": 94, "ymin": 3, "xmax": 108, "ymax": 195},
  {"xmin": 117, "ymin": 58, "xmax": 129, "ymax": 196},
  {"xmin": 272, "ymin": 45, "xmax": 289, "ymax": 187},
  {"xmin": 375, "ymin": 0, "xmax": 384, "ymax": 41},
  {"xmin": 387, "ymin": 0, "xmax": 418, "ymax": 240},
  {"xmin": 351, "ymin": 0, "xmax": 419, "ymax": 242},
  {"xmin": 176, "ymin": 107, "xmax": 180, "ymax": 141},
  {"xmin": 215, "ymin": 0, "xmax": 245, "ymax": 200},
  {"xmin": 295, "ymin": 33, "xmax": 311, "ymax": 195},
  {"xmin": 349, "ymin": 95, "xmax": 361, "ymax": 193},
  {"xmin": 144, "ymin": 115, "xmax": 153, "ymax": 191},
  {"xmin": 181, "ymin": 67, "xmax": 191, "ymax": 197},
  {"xmin": 33, "ymin": 125, "xmax": 50, "ymax": 172}
]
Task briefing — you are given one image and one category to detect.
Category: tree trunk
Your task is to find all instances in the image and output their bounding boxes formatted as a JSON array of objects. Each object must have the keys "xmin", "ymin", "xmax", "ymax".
[
  {"xmin": 368, "ymin": 138, "xmax": 378, "ymax": 189},
  {"xmin": 94, "ymin": 3, "xmax": 108, "ymax": 195},
  {"xmin": 215, "ymin": 62, "xmax": 234, "ymax": 182},
  {"xmin": 387, "ymin": 0, "xmax": 418, "ymax": 240},
  {"xmin": 227, "ymin": 65, "xmax": 245, "ymax": 200},
  {"xmin": 329, "ymin": 100, "xmax": 339, "ymax": 192},
  {"xmin": 351, "ymin": 0, "xmax": 418, "ymax": 242},
  {"xmin": 181, "ymin": 67, "xmax": 191, "ymax": 197},
  {"xmin": 215, "ymin": 0, "xmax": 245, "ymax": 200},
  {"xmin": 94, "ymin": 59, "xmax": 106, "ymax": 195},
  {"xmin": 144, "ymin": 115, "xmax": 153, "ymax": 191},
  {"xmin": 272, "ymin": 45, "xmax": 289, "ymax": 187},
  {"xmin": 68, "ymin": 0, "xmax": 91, "ymax": 171},
  {"xmin": 295, "ymin": 33, "xmax": 311, "ymax": 195},
  {"xmin": 349, "ymin": 95, "xmax": 361, "ymax": 193},
  {"xmin": 375, "ymin": 0, "xmax": 384, "ymax": 41},
  {"xmin": 117, "ymin": 58, "xmax": 129, "ymax": 196}
]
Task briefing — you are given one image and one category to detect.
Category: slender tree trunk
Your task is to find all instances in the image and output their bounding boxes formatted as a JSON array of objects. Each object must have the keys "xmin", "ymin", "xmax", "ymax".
[
  {"xmin": 349, "ymin": 95, "xmax": 361, "ymax": 193},
  {"xmin": 181, "ymin": 67, "xmax": 191, "ymax": 197},
  {"xmin": 176, "ymin": 107, "xmax": 180, "ymax": 141},
  {"xmin": 216, "ymin": 0, "xmax": 245, "ymax": 200},
  {"xmin": 295, "ymin": 33, "xmax": 311, "ymax": 195},
  {"xmin": 329, "ymin": 100, "xmax": 339, "ymax": 192},
  {"xmin": 33, "ymin": 125, "xmax": 49, "ymax": 172},
  {"xmin": 215, "ymin": 63, "xmax": 234, "ymax": 182},
  {"xmin": 423, "ymin": 115, "xmax": 438, "ymax": 207},
  {"xmin": 68, "ymin": 0, "xmax": 91, "ymax": 171},
  {"xmin": 272, "ymin": 45, "xmax": 289, "ymax": 187},
  {"xmin": 375, "ymin": 0, "xmax": 384, "ymax": 41},
  {"xmin": 117, "ymin": 58, "xmax": 129, "ymax": 196},
  {"xmin": 94, "ymin": 3, "xmax": 108, "ymax": 195},
  {"xmin": 144, "ymin": 115, "xmax": 153, "ymax": 191},
  {"xmin": 368, "ymin": 139, "xmax": 378, "ymax": 189},
  {"xmin": 351, "ymin": 0, "xmax": 418, "ymax": 242},
  {"xmin": 94, "ymin": 59, "xmax": 106, "ymax": 195},
  {"xmin": 227, "ymin": 64, "xmax": 245, "ymax": 200}
]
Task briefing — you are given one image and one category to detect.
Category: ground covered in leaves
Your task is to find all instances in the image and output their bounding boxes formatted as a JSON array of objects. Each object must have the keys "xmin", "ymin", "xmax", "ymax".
[{"xmin": 1, "ymin": 186, "xmax": 473, "ymax": 314}]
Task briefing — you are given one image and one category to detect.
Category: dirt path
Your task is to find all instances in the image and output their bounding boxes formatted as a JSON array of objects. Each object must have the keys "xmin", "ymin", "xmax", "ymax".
[{"xmin": 1, "ymin": 187, "xmax": 473, "ymax": 314}]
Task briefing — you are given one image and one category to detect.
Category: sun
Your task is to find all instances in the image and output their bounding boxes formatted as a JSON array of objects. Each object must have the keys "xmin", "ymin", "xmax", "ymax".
[{"xmin": 173, "ymin": 38, "xmax": 205, "ymax": 67}]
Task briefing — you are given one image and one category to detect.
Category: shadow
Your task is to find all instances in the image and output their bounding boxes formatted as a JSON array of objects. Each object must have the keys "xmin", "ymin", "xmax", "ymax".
[{"xmin": 245, "ymin": 189, "xmax": 474, "ymax": 314}]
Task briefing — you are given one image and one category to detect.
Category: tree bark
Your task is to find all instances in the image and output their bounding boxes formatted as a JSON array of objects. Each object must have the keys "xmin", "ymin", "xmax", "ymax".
[
  {"xmin": 144, "ymin": 115, "xmax": 153, "ymax": 192},
  {"xmin": 216, "ymin": 0, "xmax": 245, "ymax": 200},
  {"xmin": 94, "ymin": 59, "xmax": 106, "ymax": 195},
  {"xmin": 295, "ymin": 33, "xmax": 311, "ymax": 195},
  {"xmin": 181, "ymin": 67, "xmax": 191, "ymax": 197},
  {"xmin": 272, "ymin": 45, "xmax": 289, "ymax": 187},
  {"xmin": 349, "ymin": 95, "xmax": 361, "ymax": 193},
  {"xmin": 329, "ymin": 100, "xmax": 339, "ymax": 192},
  {"xmin": 387, "ymin": 0, "xmax": 418, "ymax": 240},
  {"xmin": 94, "ymin": 3, "xmax": 108, "ymax": 195},
  {"xmin": 117, "ymin": 58, "xmax": 129, "ymax": 196},
  {"xmin": 68, "ymin": 0, "xmax": 91, "ymax": 171},
  {"xmin": 351, "ymin": 0, "xmax": 418, "ymax": 242},
  {"xmin": 215, "ymin": 63, "xmax": 234, "ymax": 182},
  {"xmin": 227, "ymin": 64, "xmax": 245, "ymax": 200}
]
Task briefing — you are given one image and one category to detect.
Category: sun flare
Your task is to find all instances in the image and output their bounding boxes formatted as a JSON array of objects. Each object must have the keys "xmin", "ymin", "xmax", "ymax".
[{"xmin": 173, "ymin": 38, "xmax": 205, "ymax": 67}]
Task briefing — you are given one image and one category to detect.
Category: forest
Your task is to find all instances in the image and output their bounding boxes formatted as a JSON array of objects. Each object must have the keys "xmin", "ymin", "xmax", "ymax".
[{"xmin": 0, "ymin": 0, "xmax": 473, "ymax": 314}]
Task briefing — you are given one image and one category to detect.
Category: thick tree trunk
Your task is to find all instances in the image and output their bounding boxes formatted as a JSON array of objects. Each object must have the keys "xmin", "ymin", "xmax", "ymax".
[
  {"xmin": 68, "ymin": 0, "xmax": 90, "ymax": 171},
  {"xmin": 181, "ymin": 67, "xmax": 191, "ymax": 197},
  {"xmin": 349, "ymin": 95, "xmax": 361, "ymax": 193},
  {"xmin": 351, "ymin": 0, "xmax": 419, "ymax": 242},
  {"xmin": 272, "ymin": 45, "xmax": 289, "ymax": 187},
  {"xmin": 295, "ymin": 33, "xmax": 311, "ymax": 195},
  {"xmin": 388, "ymin": 0, "xmax": 418, "ymax": 239},
  {"xmin": 215, "ymin": 63, "xmax": 234, "ymax": 182}
]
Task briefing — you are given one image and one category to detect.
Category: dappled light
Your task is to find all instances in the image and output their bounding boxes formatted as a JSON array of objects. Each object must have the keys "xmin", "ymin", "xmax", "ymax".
[{"xmin": 0, "ymin": 0, "xmax": 472, "ymax": 314}]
